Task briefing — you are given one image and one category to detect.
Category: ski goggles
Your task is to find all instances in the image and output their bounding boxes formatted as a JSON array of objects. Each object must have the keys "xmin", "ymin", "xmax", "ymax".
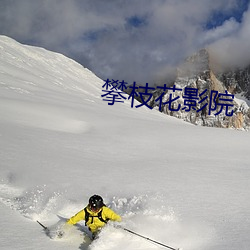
[{"xmin": 89, "ymin": 205, "xmax": 101, "ymax": 212}]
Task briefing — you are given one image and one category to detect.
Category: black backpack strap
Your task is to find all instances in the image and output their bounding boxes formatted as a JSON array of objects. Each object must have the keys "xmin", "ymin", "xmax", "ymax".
[
  {"xmin": 84, "ymin": 207, "xmax": 90, "ymax": 226},
  {"xmin": 97, "ymin": 209, "xmax": 109, "ymax": 224},
  {"xmin": 84, "ymin": 206, "xmax": 109, "ymax": 226}
]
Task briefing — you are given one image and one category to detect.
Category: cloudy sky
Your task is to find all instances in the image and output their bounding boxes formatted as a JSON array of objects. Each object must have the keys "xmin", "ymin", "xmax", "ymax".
[{"xmin": 0, "ymin": 0, "xmax": 249, "ymax": 85}]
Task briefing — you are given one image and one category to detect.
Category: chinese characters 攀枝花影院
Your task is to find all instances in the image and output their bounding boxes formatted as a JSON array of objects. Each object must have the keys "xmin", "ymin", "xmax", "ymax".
[{"xmin": 101, "ymin": 79, "xmax": 234, "ymax": 117}]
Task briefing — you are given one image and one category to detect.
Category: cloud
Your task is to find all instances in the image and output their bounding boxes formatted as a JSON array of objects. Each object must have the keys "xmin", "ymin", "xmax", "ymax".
[
  {"xmin": 0, "ymin": 0, "xmax": 249, "ymax": 84},
  {"xmin": 200, "ymin": 18, "xmax": 240, "ymax": 45},
  {"xmin": 209, "ymin": 4, "xmax": 250, "ymax": 69}
]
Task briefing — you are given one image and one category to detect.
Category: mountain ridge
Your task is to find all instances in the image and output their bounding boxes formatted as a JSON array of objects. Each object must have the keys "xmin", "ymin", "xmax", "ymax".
[{"xmin": 129, "ymin": 48, "xmax": 250, "ymax": 130}]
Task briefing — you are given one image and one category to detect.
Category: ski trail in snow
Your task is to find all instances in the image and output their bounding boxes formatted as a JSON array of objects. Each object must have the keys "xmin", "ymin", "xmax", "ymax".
[
  {"xmin": 0, "ymin": 183, "xmax": 23, "ymax": 206},
  {"xmin": 0, "ymin": 180, "xmax": 65, "ymax": 221},
  {"xmin": 0, "ymin": 182, "xmax": 213, "ymax": 250}
]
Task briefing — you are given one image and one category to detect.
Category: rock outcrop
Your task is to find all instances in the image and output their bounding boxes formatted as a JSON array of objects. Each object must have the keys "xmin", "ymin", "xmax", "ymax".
[{"xmin": 150, "ymin": 49, "xmax": 250, "ymax": 129}]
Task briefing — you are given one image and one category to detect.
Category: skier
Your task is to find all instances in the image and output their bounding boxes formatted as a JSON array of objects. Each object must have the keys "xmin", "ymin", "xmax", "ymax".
[{"xmin": 66, "ymin": 194, "xmax": 121, "ymax": 239}]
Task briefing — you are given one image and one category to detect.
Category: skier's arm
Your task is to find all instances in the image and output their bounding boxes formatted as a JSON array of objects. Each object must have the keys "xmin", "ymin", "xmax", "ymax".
[
  {"xmin": 67, "ymin": 209, "xmax": 85, "ymax": 225},
  {"xmin": 104, "ymin": 207, "xmax": 122, "ymax": 222}
]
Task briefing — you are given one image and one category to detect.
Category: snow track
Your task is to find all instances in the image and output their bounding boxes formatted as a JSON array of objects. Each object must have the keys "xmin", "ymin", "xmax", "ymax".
[
  {"xmin": 0, "ymin": 181, "xmax": 210, "ymax": 250},
  {"xmin": 0, "ymin": 180, "xmax": 64, "ymax": 221}
]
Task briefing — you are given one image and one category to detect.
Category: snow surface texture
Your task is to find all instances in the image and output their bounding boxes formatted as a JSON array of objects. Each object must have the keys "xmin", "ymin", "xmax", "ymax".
[{"xmin": 0, "ymin": 35, "xmax": 250, "ymax": 250}]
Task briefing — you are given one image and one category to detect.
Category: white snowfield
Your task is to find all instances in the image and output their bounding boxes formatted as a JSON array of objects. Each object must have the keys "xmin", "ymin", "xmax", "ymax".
[{"xmin": 0, "ymin": 35, "xmax": 249, "ymax": 250}]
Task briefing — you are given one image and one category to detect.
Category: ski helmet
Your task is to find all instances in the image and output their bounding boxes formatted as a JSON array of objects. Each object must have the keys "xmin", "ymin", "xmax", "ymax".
[{"xmin": 89, "ymin": 195, "xmax": 104, "ymax": 210}]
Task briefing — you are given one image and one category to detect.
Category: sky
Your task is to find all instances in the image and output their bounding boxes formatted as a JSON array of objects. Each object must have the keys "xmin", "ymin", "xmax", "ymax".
[{"xmin": 0, "ymin": 0, "xmax": 249, "ymax": 85}]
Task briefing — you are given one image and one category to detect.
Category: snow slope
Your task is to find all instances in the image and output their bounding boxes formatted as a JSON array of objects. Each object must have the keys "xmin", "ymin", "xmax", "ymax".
[{"xmin": 0, "ymin": 36, "xmax": 250, "ymax": 250}]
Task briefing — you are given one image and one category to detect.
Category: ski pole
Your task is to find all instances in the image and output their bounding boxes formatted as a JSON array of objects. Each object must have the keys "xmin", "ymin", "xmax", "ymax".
[
  {"xmin": 122, "ymin": 227, "xmax": 180, "ymax": 250},
  {"xmin": 37, "ymin": 220, "xmax": 48, "ymax": 231}
]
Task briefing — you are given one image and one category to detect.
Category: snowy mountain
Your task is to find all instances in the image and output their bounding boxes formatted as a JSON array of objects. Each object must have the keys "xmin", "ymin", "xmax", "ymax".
[
  {"xmin": 135, "ymin": 49, "xmax": 250, "ymax": 130},
  {"xmin": 217, "ymin": 65, "xmax": 250, "ymax": 101},
  {"xmin": 174, "ymin": 49, "xmax": 250, "ymax": 129},
  {"xmin": 0, "ymin": 36, "xmax": 250, "ymax": 250}
]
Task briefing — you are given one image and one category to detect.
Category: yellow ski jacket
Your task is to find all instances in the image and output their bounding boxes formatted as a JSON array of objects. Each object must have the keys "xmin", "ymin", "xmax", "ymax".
[{"xmin": 67, "ymin": 206, "xmax": 121, "ymax": 233}]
